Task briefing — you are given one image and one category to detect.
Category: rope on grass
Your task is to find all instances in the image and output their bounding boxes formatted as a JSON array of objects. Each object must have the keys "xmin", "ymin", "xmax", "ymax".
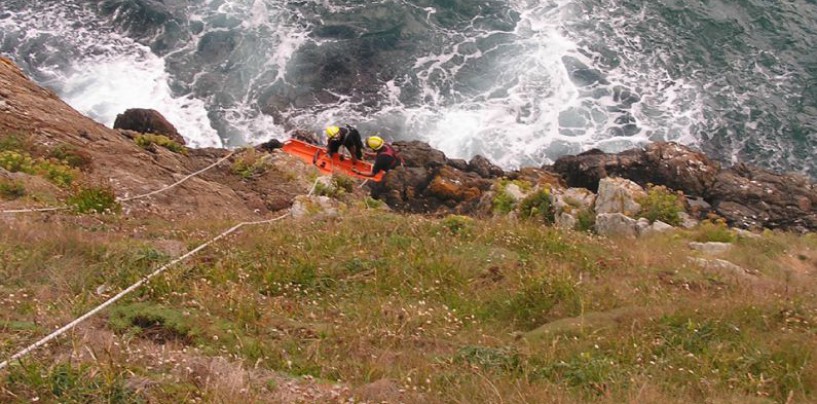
[{"xmin": 0, "ymin": 176, "xmax": 320, "ymax": 370}]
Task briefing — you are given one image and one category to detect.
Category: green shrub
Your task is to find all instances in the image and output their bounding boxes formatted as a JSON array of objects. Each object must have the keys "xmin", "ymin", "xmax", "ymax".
[
  {"xmin": 0, "ymin": 150, "xmax": 35, "ymax": 172},
  {"xmin": 576, "ymin": 210, "xmax": 596, "ymax": 233},
  {"xmin": 638, "ymin": 185, "xmax": 683, "ymax": 226},
  {"xmin": 231, "ymin": 148, "xmax": 268, "ymax": 179},
  {"xmin": 134, "ymin": 133, "xmax": 187, "ymax": 154},
  {"xmin": 0, "ymin": 150, "xmax": 77, "ymax": 187},
  {"xmin": 332, "ymin": 174, "xmax": 356, "ymax": 193},
  {"xmin": 49, "ymin": 145, "xmax": 93, "ymax": 170},
  {"xmin": 519, "ymin": 189, "xmax": 554, "ymax": 223},
  {"xmin": 442, "ymin": 214, "xmax": 474, "ymax": 235},
  {"xmin": 0, "ymin": 179, "xmax": 25, "ymax": 199},
  {"xmin": 68, "ymin": 186, "xmax": 121, "ymax": 214},
  {"xmin": 38, "ymin": 160, "xmax": 76, "ymax": 187},
  {"xmin": 492, "ymin": 186, "xmax": 516, "ymax": 215},
  {"xmin": 693, "ymin": 220, "xmax": 736, "ymax": 243},
  {"xmin": 363, "ymin": 196, "xmax": 385, "ymax": 209},
  {"xmin": 0, "ymin": 134, "xmax": 27, "ymax": 152},
  {"xmin": 314, "ymin": 174, "xmax": 357, "ymax": 198}
]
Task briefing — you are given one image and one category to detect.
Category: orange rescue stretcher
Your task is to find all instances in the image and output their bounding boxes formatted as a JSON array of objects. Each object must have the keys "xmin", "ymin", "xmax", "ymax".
[{"xmin": 280, "ymin": 139, "xmax": 385, "ymax": 182}]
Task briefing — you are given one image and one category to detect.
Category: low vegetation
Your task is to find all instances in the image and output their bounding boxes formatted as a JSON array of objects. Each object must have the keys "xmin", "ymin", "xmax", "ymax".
[
  {"xmin": 134, "ymin": 133, "xmax": 187, "ymax": 155},
  {"xmin": 0, "ymin": 179, "xmax": 25, "ymax": 200},
  {"xmin": 519, "ymin": 189, "xmax": 555, "ymax": 223},
  {"xmin": 231, "ymin": 148, "xmax": 269, "ymax": 179},
  {"xmin": 67, "ymin": 185, "xmax": 121, "ymax": 214},
  {"xmin": 638, "ymin": 184, "xmax": 684, "ymax": 225},
  {"xmin": 0, "ymin": 150, "xmax": 77, "ymax": 187},
  {"xmin": 1, "ymin": 208, "xmax": 815, "ymax": 402}
]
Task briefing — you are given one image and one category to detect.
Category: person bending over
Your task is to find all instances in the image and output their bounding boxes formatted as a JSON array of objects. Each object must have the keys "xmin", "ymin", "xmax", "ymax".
[
  {"xmin": 325, "ymin": 124, "xmax": 364, "ymax": 163},
  {"xmin": 352, "ymin": 136, "xmax": 402, "ymax": 177}
]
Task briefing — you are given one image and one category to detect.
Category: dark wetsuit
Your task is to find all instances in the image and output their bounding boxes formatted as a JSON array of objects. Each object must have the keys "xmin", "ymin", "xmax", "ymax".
[
  {"xmin": 371, "ymin": 143, "xmax": 401, "ymax": 175},
  {"xmin": 327, "ymin": 125, "xmax": 363, "ymax": 160}
]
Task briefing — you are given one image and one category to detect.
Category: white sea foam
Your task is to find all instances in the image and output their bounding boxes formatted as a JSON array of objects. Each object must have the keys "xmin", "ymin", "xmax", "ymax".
[{"xmin": 1, "ymin": 2, "xmax": 221, "ymax": 147}]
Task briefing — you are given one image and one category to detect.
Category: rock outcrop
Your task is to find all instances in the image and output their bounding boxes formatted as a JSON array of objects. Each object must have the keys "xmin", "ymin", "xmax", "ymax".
[
  {"xmin": 114, "ymin": 108, "xmax": 186, "ymax": 145},
  {"xmin": 369, "ymin": 141, "xmax": 492, "ymax": 215},
  {"xmin": 552, "ymin": 142, "xmax": 719, "ymax": 196},
  {"xmin": 552, "ymin": 142, "xmax": 817, "ymax": 232},
  {"xmin": 709, "ymin": 163, "xmax": 817, "ymax": 232}
]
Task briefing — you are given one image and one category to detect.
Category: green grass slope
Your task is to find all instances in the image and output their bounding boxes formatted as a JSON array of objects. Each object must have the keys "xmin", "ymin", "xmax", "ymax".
[{"xmin": 1, "ymin": 209, "xmax": 816, "ymax": 403}]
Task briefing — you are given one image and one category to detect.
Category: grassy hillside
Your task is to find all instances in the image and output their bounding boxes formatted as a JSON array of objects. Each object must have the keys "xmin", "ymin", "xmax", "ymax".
[{"xmin": 1, "ymin": 209, "xmax": 816, "ymax": 403}]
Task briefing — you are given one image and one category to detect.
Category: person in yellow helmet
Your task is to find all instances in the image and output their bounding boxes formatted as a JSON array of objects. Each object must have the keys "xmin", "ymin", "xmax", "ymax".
[
  {"xmin": 325, "ymin": 124, "xmax": 364, "ymax": 163},
  {"xmin": 352, "ymin": 136, "xmax": 402, "ymax": 177}
]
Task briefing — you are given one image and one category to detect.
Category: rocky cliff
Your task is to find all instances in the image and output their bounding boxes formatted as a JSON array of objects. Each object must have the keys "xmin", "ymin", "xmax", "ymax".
[{"xmin": 2, "ymin": 56, "xmax": 816, "ymax": 233}]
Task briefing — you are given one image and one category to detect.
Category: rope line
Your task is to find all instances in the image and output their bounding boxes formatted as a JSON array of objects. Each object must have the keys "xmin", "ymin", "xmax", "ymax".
[
  {"xmin": 0, "ymin": 150, "xmax": 239, "ymax": 214},
  {"xmin": 117, "ymin": 150, "xmax": 238, "ymax": 202},
  {"xmin": 0, "ymin": 212, "xmax": 291, "ymax": 370},
  {"xmin": 0, "ymin": 206, "xmax": 69, "ymax": 214},
  {"xmin": 0, "ymin": 176, "xmax": 321, "ymax": 370}
]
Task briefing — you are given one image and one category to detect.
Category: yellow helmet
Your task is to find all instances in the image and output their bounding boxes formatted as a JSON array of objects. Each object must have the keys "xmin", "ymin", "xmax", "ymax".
[
  {"xmin": 325, "ymin": 125, "xmax": 341, "ymax": 138},
  {"xmin": 366, "ymin": 136, "xmax": 384, "ymax": 150}
]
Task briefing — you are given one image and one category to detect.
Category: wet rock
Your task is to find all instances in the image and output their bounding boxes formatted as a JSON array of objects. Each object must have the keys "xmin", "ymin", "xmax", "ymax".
[
  {"xmin": 369, "ymin": 141, "xmax": 491, "ymax": 215},
  {"xmin": 395, "ymin": 140, "xmax": 446, "ymax": 169},
  {"xmin": 196, "ymin": 30, "xmax": 239, "ymax": 63},
  {"xmin": 552, "ymin": 142, "xmax": 719, "ymax": 197},
  {"xmin": 709, "ymin": 163, "xmax": 817, "ymax": 232},
  {"xmin": 468, "ymin": 155, "xmax": 504, "ymax": 178},
  {"xmin": 114, "ymin": 108, "xmax": 186, "ymax": 145},
  {"xmin": 447, "ymin": 158, "xmax": 469, "ymax": 172},
  {"xmin": 508, "ymin": 167, "xmax": 565, "ymax": 189},
  {"xmin": 427, "ymin": 167, "xmax": 485, "ymax": 205}
]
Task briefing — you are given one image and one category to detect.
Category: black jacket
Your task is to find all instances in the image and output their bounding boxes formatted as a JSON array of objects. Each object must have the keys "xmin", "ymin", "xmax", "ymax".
[{"xmin": 327, "ymin": 125, "xmax": 363, "ymax": 159}]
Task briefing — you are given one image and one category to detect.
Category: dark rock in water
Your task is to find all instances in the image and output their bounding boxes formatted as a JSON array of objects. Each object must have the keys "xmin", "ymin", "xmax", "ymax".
[
  {"xmin": 552, "ymin": 142, "xmax": 719, "ymax": 197},
  {"xmin": 562, "ymin": 56, "xmax": 609, "ymax": 87},
  {"xmin": 447, "ymin": 158, "xmax": 469, "ymax": 172},
  {"xmin": 114, "ymin": 108, "xmax": 185, "ymax": 145},
  {"xmin": 709, "ymin": 163, "xmax": 817, "ymax": 232},
  {"xmin": 197, "ymin": 30, "xmax": 239, "ymax": 63},
  {"xmin": 313, "ymin": 25, "xmax": 359, "ymax": 39},
  {"xmin": 468, "ymin": 155, "xmax": 504, "ymax": 179},
  {"xmin": 97, "ymin": 0, "xmax": 187, "ymax": 54},
  {"xmin": 369, "ymin": 141, "xmax": 491, "ymax": 215}
]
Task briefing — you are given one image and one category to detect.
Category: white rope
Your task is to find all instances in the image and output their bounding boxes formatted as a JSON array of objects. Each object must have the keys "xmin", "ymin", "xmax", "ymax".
[
  {"xmin": 0, "ymin": 212, "xmax": 290, "ymax": 370},
  {"xmin": 0, "ymin": 150, "xmax": 239, "ymax": 214},
  {"xmin": 117, "ymin": 150, "xmax": 238, "ymax": 202},
  {"xmin": 1, "ymin": 206, "xmax": 69, "ymax": 214},
  {"xmin": 0, "ymin": 176, "xmax": 320, "ymax": 370}
]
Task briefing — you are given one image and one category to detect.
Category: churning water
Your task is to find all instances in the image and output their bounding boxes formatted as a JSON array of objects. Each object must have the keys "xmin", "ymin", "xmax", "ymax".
[{"xmin": 2, "ymin": 0, "xmax": 817, "ymax": 175}]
